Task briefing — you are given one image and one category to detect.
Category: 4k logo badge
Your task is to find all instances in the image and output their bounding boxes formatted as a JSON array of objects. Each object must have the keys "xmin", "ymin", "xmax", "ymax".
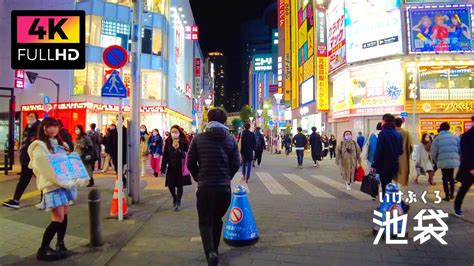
[{"xmin": 11, "ymin": 10, "xmax": 85, "ymax": 69}]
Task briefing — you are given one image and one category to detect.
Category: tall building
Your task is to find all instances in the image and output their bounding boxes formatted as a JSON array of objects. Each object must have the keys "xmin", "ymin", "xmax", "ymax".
[
  {"xmin": 1, "ymin": 0, "xmax": 200, "ymax": 136},
  {"xmin": 208, "ymin": 52, "xmax": 227, "ymax": 108}
]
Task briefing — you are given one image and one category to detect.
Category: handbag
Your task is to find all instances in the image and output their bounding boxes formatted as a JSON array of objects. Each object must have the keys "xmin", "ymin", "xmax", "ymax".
[
  {"xmin": 182, "ymin": 152, "xmax": 190, "ymax": 176},
  {"xmin": 360, "ymin": 173, "xmax": 379, "ymax": 197},
  {"xmin": 354, "ymin": 166, "xmax": 365, "ymax": 182},
  {"xmin": 81, "ymin": 145, "xmax": 97, "ymax": 163}
]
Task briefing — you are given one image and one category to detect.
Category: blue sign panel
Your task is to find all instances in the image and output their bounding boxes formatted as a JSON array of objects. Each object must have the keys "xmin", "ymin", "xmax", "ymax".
[
  {"xmin": 43, "ymin": 96, "xmax": 51, "ymax": 104},
  {"xmin": 401, "ymin": 112, "xmax": 408, "ymax": 117},
  {"xmin": 101, "ymin": 70, "xmax": 127, "ymax": 98}
]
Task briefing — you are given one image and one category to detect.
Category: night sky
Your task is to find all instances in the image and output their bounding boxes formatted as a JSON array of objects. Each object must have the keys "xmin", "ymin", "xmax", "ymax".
[{"xmin": 190, "ymin": 0, "xmax": 275, "ymax": 104}]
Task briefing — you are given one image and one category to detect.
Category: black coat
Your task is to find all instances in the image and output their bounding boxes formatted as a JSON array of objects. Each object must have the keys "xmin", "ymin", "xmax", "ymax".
[
  {"xmin": 373, "ymin": 124, "xmax": 403, "ymax": 180},
  {"xmin": 309, "ymin": 132, "xmax": 323, "ymax": 158},
  {"xmin": 187, "ymin": 123, "xmax": 240, "ymax": 188},
  {"xmin": 292, "ymin": 133, "xmax": 308, "ymax": 148},
  {"xmin": 161, "ymin": 139, "xmax": 191, "ymax": 187},
  {"xmin": 456, "ymin": 127, "xmax": 474, "ymax": 183},
  {"xmin": 255, "ymin": 132, "xmax": 266, "ymax": 152},
  {"xmin": 20, "ymin": 120, "xmax": 40, "ymax": 165},
  {"xmin": 106, "ymin": 126, "xmax": 128, "ymax": 169},
  {"xmin": 59, "ymin": 129, "xmax": 74, "ymax": 152},
  {"xmin": 240, "ymin": 129, "xmax": 256, "ymax": 162}
]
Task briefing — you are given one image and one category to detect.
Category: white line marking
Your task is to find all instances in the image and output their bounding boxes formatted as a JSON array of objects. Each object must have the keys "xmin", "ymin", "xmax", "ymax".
[
  {"xmin": 256, "ymin": 172, "xmax": 291, "ymax": 195},
  {"xmin": 284, "ymin": 174, "xmax": 334, "ymax": 198},
  {"xmin": 312, "ymin": 175, "xmax": 370, "ymax": 200}
]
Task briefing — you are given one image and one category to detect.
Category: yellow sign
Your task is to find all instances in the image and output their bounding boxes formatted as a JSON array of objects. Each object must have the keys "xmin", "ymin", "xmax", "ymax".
[
  {"xmin": 406, "ymin": 100, "xmax": 474, "ymax": 114},
  {"xmin": 308, "ymin": 27, "xmax": 314, "ymax": 57},
  {"xmin": 284, "ymin": 0, "xmax": 291, "ymax": 102},
  {"xmin": 303, "ymin": 57, "xmax": 314, "ymax": 81},
  {"xmin": 419, "ymin": 119, "xmax": 471, "ymax": 136},
  {"xmin": 298, "ymin": 21, "xmax": 308, "ymax": 48},
  {"xmin": 291, "ymin": 0, "xmax": 299, "ymax": 108},
  {"xmin": 317, "ymin": 57, "xmax": 329, "ymax": 111}
]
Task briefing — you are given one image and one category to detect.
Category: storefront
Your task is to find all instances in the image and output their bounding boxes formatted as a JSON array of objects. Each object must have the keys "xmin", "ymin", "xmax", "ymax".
[{"xmin": 330, "ymin": 60, "xmax": 405, "ymax": 139}]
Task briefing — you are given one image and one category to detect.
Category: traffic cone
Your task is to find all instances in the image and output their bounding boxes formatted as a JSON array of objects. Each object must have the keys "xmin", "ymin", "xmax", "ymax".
[
  {"xmin": 224, "ymin": 185, "xmax": 259, "ymax": 247},
  {"xmin": 109, "ymin": 175, "xmax": 128, "ymax": 218}
]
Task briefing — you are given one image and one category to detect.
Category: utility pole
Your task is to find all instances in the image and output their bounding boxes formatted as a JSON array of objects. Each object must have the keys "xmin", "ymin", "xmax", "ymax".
[{"xmin": 130, "ymin": 0, "xmax": 143, "ymax": 203}]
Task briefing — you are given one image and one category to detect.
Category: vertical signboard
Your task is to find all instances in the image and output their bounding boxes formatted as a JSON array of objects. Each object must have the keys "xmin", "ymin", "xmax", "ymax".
[
  {"xmin": 316, "ymin": 6, "xmax": 329, "ymax": 111},
  {"xmin": 14, "ymin": 70, "xmax": 25, "ymax": 89},
  {"xmin": 278, "ymin": 0, "xmax": 285, "ymax": 96},
  {"xmin": 327, "ymin": 0, "xmax": 346, "ymax": 72},
  {"xmin": 284, "ymin": 0, "xmax": 292, "ymax": 102},
  {"xmin": 194, "ymin": 58, "xmax": 201, "ymax": 93},
  {"xmin": 175, "ymin": 16, "xmax": 185, "ymax": 94}
]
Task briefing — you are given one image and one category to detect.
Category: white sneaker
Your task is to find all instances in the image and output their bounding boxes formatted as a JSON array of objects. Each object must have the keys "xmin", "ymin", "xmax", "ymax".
[
  {"xmin": 35, "ymin": 203, "xmax": 43, "ymax": 210},
  {"xmin": 346, "ymin": 183, "xmax": 351, "ymax": 191}
]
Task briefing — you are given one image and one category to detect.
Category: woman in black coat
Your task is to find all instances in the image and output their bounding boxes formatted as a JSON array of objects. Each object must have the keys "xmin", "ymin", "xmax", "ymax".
[{"xmin": 161, "ymin": 125, "xmax": 191, "ymax": 211}]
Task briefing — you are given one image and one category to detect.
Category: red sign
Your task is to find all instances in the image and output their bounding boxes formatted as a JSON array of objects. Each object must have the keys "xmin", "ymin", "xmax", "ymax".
[
  {"xmin": 269, "ymin": 84, "xmax": 278, "ymax": 93},
  {"xmin": 278, "ymin": 0, "xmax": 285, "ymax": 28},
  {"xmin": 102, "ymin": 45, "xmax": 128, "ymax": 69},
  {"xmin": 229, "ymin": 207, "xmax": 243, "ymax": 224},
  {"xmin": 191, "ymin": 25, "xmax": 199, "ymax": 41},
  {"xmin": 185, "ymin": 83, "xmax": 192, "ymax": 99},
  {"xmin": 195, "ymin": 58, "xmax": 201, "ymax": 77},
  {"xmin": 14, "ymin": 70, "xmax": 25, "ymax": 89},
  {"xmin": 259, "ymin": 83, "xmax": 263, "ymax": 104}
]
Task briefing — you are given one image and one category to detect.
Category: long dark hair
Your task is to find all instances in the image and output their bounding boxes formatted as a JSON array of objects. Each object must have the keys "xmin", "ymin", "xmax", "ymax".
[
  {"xmin": 421, "ymin": 133, "xmax": 431, "ymax": 145},
  {"xmin": 140, "ymin": 124, "xmax": 149, "ymax": 142},
  {"xmin": 75, "ymin": 125, "xmax": 87, "ymax": 138},
  {"xmin": 166, "ymin": 125, "xmax": 189, "ymax": 146},
  {"xmin": 37, "ymin": 117, "xmax": 64, "ymax": 152}
]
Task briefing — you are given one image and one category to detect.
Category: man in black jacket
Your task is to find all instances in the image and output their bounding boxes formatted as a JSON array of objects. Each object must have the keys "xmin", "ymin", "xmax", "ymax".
[
  {"xmin": 240, "ymin": 123, "xmax": 256, "ymax": 183},
  {"xmin": 309, "ymin": 127, "xmax": 323, "ymax": 167},
  {"xmin": 3, "ymin": 112, "xmax": 41, "ymax": 209},
  {"xmin": 253, "ymin": 127, "xmax": 266, "ymax": 167},
  {"xmin": 293, "ymin": 127, "xmax": 308, "ymax": 169},
  {"xmin": 187, "ymin": 109, "xmax": 240, "ymax": 266},
  {"xmin": 454, "ymin": 116, "xmax": 474, "ymax": 217}
]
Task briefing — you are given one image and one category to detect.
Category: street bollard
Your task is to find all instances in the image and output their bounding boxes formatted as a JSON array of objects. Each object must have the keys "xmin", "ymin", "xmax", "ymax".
[{"xmin": 88, "ymin": 189, "xmax": 104, "ymax": 247}]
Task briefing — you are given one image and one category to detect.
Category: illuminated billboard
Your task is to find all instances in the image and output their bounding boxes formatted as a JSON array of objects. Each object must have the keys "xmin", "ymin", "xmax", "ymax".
[
  {"xmin": 327, "ymin": 0, "xmax": 346, "ymax": 72},
  {"xmin": 254, "ymin": 55, "xmax": 273, "ymax": 71},
  {"xmin": 301, "ymin": 77, "xmax": 314, "ymax": 105}
]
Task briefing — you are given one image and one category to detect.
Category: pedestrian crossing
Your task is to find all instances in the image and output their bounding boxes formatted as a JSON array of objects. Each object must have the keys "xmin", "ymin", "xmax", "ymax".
[{"xmin": 230, "ymin": 172, "xmax": 373, "ymax": 201}]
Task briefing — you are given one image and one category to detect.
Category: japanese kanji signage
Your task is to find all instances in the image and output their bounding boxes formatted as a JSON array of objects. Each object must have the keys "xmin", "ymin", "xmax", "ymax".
[
  {"xmin": 316, "ymin": 7, "xmax": 329, "ymax": 112},
  {"xmin": 327, "ymin": 0, "xmax": 346, "ymax": 72},
  {"xmin": 14, "ymin": 70, "xmax": 25, "ymax": 89}
]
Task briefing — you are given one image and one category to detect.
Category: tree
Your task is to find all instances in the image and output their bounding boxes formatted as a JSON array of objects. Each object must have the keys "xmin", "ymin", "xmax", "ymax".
[
  {"xmin": 231, "ymin": 118, "xmax": 243, "ymax": 132},
  {"xmin": 240, "ymin": 105, "xmax": 255, "ymax": 123}
]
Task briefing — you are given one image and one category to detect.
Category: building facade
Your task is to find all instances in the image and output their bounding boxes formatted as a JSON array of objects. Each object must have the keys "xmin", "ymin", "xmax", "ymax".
[{"xmin": 208, "ymin": 52, "xmax": 227, "ymax": 108}]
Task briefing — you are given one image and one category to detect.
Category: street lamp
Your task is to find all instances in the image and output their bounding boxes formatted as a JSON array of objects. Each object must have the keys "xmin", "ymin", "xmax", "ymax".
[
  {"xmin": 204, "ymin": 98, "xmax": 212, "ymax": 109},
  {"xmin": 274, "ymin": 93, "xmax": 283, "ymax": 134},
  {"xmin": 25, "ymin": 71, "xmax": 60, "ymax": 117}
]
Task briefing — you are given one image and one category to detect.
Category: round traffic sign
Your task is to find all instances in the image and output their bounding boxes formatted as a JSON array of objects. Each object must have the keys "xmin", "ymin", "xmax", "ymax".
[
  {"xmin": 43, "ymin": 96, "xmax": 51, "ymax": 104},
  {"xmin": 103, "ymin": 45, "xmax": 128, "ymax": 69},
  {"xmin": 229, "ymin": 207, "xmax": 243, "ymax": 224}
]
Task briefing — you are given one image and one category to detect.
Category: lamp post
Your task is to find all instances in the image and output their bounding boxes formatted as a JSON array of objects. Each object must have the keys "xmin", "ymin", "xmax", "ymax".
[
  {"xmin": 25, "ymin": 71, "xmax": 60, "ymax": 117},
  {"xmin": 204, "ymin": 98, "xmax": 212, "ymax": 109},
  {"xmin": 274, "ymin": 93, "xmax": 283, "ymax": 134}
]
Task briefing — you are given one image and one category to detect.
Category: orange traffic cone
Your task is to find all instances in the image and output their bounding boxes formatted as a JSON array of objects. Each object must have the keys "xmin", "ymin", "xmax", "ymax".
[{"xmin": 109, "ymin": 175, "xmax": 128, "ymax": 218}]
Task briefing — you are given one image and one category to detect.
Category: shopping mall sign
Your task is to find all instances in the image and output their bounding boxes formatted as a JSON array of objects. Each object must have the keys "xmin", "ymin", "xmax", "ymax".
[
  {"xmin": 406, "ymin": 100, "xmax": 474, "ymax": 113},
  {"xmin": 254, "ymin": 55, "xmax": 273, "ymax": 71}
]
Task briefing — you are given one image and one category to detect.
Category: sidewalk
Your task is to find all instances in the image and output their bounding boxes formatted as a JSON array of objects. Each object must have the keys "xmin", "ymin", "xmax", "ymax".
[{"xmin": 0, "ymin": 172, "xmax": 171, "ymax": 265}]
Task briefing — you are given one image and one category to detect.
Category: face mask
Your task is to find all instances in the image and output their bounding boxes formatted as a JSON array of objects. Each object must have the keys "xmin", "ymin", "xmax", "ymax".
[
  {"xmin": 425, "ymin": 137, "xmax": 431, "ymax": 142},
  {"xmin": 140, "ymin": 128, "xmax": 146, "ymax": 133},
  {"xmin": 75, "ymin": 129, "xmax": 81, "ymax": 135},
  {"xmin": 152, "ymin": 132, "xmax": 158, "ymax": 136},
  {"xmin": 345, "ymin": 135, "xmax": 352, "ymax": 141},
  {"xmin": 171, "ymin": 133, "xmax": 179, "ymax": 139},
  {"xmin": 110, "ymin": 127, "xmax": 116, "ymax": 131},
  {"xmin": 27, "ymin": 119, "xmax": 35, "ymax": 125}
]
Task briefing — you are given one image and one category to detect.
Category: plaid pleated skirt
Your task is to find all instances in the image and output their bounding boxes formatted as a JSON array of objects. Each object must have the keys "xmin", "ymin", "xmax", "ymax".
[{"xmin": 40, "ymin": 187, "xmax": 77, "ymax": 211}]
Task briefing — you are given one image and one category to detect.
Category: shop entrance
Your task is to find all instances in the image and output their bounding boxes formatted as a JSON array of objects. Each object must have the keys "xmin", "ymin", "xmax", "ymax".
[{"xmin": 0, "ymin": 88, "xmax": 15, "ymax": 174}]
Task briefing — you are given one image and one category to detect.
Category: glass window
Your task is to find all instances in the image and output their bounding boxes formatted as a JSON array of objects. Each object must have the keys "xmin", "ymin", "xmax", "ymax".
[
  {"xmin": 85, "ymin": 15, "xmax": 102, "ymax": 46},
  {"xmin": 105, "ymin": 0, "xmax": 132, "ymax": 7},
  {"xmin": 142, "ymin": 28, "xmax": 153, "ymax": 54},
  {"xmin": 73, "ymin": 68, "xmax": 86, "ymax": 95},
  {"xmin": 141, "ymin": 70, "xmax": 163, "ymax": 100},
  {"xmin": 152, "ymin": 28, "xmax": 162, "ymax": 56},
  {"xmin": 419, "ymin": 66, "xmax": 474, "ymax": 100},
  {"xmin": 73, "ymin": 63, "xmax": 103, "ymax": 96},
  {"xmin": 101, "ymin": 19, "xmax": 131, "ymax": 49},
  {"xmin": 145, "ymin": 0, "xmax": 168, "ymax": 15},
  {"xmin": 163, "ymin": 30, "xmax": 168, "ymax": 60}
]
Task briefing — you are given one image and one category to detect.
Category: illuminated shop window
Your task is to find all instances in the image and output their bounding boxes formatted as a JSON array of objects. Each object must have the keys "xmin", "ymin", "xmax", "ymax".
[
  {"xmin": 419, "ymin": 66, "xmax": 474, "ymax": 101},
  {"xmin": 152, "ymin": 28, "xmax": 163, "ymax": 56},
  {"xmin": 105, "ymin": 0, "xmax": 132, "ymax": 6},
  {"xmin": 145, "ymin": 0, "xmax": 168, "ymax": 15},
  {"xmin": 73, "ymin": 68, "xmax": 86, "ymax": 95},
  {"xmin": 142, "ymin": 28, "xmax": 153, "ymax": 54},
  {"xmin": 101, "ymin": 19, "xmax": 131, "ymax": 49},
  {"xmin": 85, "ymin": 15, "xmax": 102, "ymax": 47},
  {"xmin": 141, "ymin": 70, "xmax": 163, "ymax": 100},
  {"xmin": 73, "ymin": 63, "xmax": 104, "ymax": 96}
]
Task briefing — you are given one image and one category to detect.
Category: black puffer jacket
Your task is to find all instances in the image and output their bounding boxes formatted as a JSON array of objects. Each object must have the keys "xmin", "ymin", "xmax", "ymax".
[{"xmin": 187, "ymin": 122, "xmax": 240, "ymax": 188}]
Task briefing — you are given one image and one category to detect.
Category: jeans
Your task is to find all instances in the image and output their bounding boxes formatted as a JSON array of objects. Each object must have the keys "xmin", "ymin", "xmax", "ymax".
[
  {"xmin": 296, "ymin": 149, "xmax": 304, "ymax": 165},
  {"xmin": 455, "ymin": 177, "xmax": 473, "ymax": 211},
  {"xmin": 254, "ymin": 150, "xmax": 263, "ymax": 166},
  {"xmin": 13, "ymin": 163, "xmax": 35, "ymax": 201},
  {"xmin": 329, "ymin": 148, "xmax": 336, "ymax": 159},
  {"xmin": 441, "ymin": 168, "xmax": 455, "ymax": 199},
  {"xmin": 242, "ymin": 160, "xmax": 252, "ymax": 180},
  {"xmin": 196, "ymin": 187, "xmax": 231, "ymax": 257}
]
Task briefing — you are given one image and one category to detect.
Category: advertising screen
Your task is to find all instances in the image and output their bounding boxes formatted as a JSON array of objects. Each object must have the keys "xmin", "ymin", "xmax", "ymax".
[
  {"xmin": 345, "ymin": 0, "xmax": 403, "ymax": 63},
  {"xmin": 407, "ymin": 5, "xmax": 473, "ymax": 53},
  {"xmin": 418, "ymin": 65, "xmax": 474, "ymax": 100},
  {"xmin": 301, "ymin": 77, "xmax": 315, "ymax": 105},
  {"xmin": 327, "ymin": 0, "xmax": 346, "ymax": 72}
]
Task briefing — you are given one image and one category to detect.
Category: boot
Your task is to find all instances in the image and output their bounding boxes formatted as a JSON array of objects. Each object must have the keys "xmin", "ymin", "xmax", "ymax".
[
  {"xmin": 56, "ymin": 241, "xmax": 70, "ymax": 259},
  {"xmin": 443, "ymin": 181, "xmax": 450, "ymax": 201},
  {"xmin": 37, "ymin": 247, "xmax": 62, "ymax": 261}
]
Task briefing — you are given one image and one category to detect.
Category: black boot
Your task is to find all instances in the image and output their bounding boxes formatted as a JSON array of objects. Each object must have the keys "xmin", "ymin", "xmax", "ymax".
[
  {"xmin": 207, "ymin": 252, "xmax": 218, "ymax": 266},
  {"xmin": 37, "ymin": 247, "xmax": 62, "ymax": 261},
  {"xmin": 443, "ymin": 181, "xmax": 450, "ymax": 201},
  {"xmin": 175, "ymin": 200, "xmax": 181, "ymax": 212},
  {"xmin": 56, "ymin": 241, "xmax": 70, "ymax": 258}
]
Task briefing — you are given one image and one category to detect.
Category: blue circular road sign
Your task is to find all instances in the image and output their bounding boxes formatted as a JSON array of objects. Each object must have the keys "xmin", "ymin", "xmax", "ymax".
[{"xmin": 103, "ymin": 45, "xmax": 128, "ymax": 69}]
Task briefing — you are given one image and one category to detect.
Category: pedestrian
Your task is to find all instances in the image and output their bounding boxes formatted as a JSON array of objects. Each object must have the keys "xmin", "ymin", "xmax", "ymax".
[
  {"xmin": 240, "ymin": 122, "xmax": 255, "ymax": 183},
  {"xmin": 28, "ymin": 117, "xmax": 75, "ymax": 261},
  {"xmin": 309, "ymin": 127, "xmax": 322, "ymax": 167},
  {"xmin": 414, "ymin": 133, "xmax": 436, "ymax": 185},
  {"xmin": 140, "ymin": 125, "xmax": 150, "ymax": 177},
  {"xmin": 321, "ymin": 134, "xmax": 329, "ymax": 159},
  {"xmin": 87, "ymin": 123, "xmax": 101, "ymax": 172},
  {"xmin": 276, "ymin": 134, "xmax": 282, "ymax": 154},
  {"xmin": 356, "ymin": 131, "xmax": 365, "ymax": 150},
  {"xmin": 3, "ymin": 112, "xmax": 41, "ymax": 209},
  {"xmin": 284, "ymin": 133, "xmax": 292, "ymax": 155},
  {"xmin": 336, "ymin": 130, "xmax": 362, "ymax": 191},
  {"xmin": 329, "ymin": 135, "xmax": 337, "ymax": 159},
  {"xmin": 58, "ymin": 119, "xmax": 73, "ymax": 153},
  {"xmin": 253, "ymin": 127, "xmax": 266, "ymax": 167},
  {"xmin": 455, "ymin": 126, "xmax": 463, "ymax": 138},
  {"xmin": 394, "ymin": 118, "xmax": 413, "ymax": 187},
  {"xmin": 292, "ymin": 127, "xmax": 307, "ymax": 169},
  {"xmin": 371, "ymin": 114, "xmax": 403, "ymax": 197},
  {"xmin": 454, "ymin": 116, "xmax": 474, "ymax": 217},
  {"xmin": 74, "ymin": 125, "xmax": 94, "ymax": 187},
  {"xmin": 362, "ymin": 122, "xmax": 382, "ymax": 168},
  {"xmin": 187, "ymin": 108, "xmax": 240, "ymax": 266},
  {"xmin": 148, "ymin": 129, "xmax": 163, "ymax": 177},
  {"xmin": 431, "ymin": 122, "xmax": 460, "ymax": 201},
  {"xmin": 106, "ymin": 122, "xmax": 128, "ymax": 187},
  {"xmin": 101, "ymin": 126, "xmax": 113, "ymax": 173},
  {"xmin": 160, "ymin": 125, "xmax": 191, "ymax": 211}
]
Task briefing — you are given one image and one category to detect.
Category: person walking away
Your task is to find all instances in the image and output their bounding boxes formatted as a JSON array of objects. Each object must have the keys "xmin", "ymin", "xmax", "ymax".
[
  {"xmin": 284, "ymin": 134, "xmax": 291, "ymax": 155},
  {"xmin": 394, "ymin": 118, "xmax": 413, "ymax": 187},
  {"xmin": 321, "ymin": 135, "xmax": 329, "ymax": 159},
  {"xmin": 148, "ymin": 129, "xmax": 163, "ymax": 177},
  {"xmin": 28, "ymin": 118, "xmax": 76, "ymax": 261},
  {"xmin": 293, "ymin": 127, "xmax": 307, "ymax": 169},
  {"xmin": 336, "ymin": 131, "xmax": 361, "ymax": 191},
  {"xmin": 329, "ymin": 135, "xmax": 337, "ymax": 159},
  {"xmin": 454, "ymin": 116, "xmax": 474, "ymax": 217},
  {"xmin": 309, "ymin": 127, "xmax": 323, "ymax": 167},
  {"xmin": 356, "ymin": 131, "xmax": 365, "ymax": 150},
  {"xmin": 414, "ymin": 133, "xmax": 436, "ymax": 185},
  {"xmin": 431, "ymin": 122, "xmax": 460, "ymax": 201},
  {"xmin": 371, "ymin": 114, "xmax": 403, "ymax": 197},
  {"xmin": 139, "ymin": 125, "xmax": 150, "ymax": 177},
  {"xmin": 240, "ymin": 123, "xmax": 255, "ymax": 183},
  {"xmin": 74, "ymin": 125, "xmax": 94, "ymax": 187},
  {"xmin": 253, "ymin": 127, "xmax": 265, "ymax": 167},
  {"xmin": 106, "ymin": 123, "xmax": 128, "ymax": 187},
  {"xmin": 161, "ymin": 125, "xmax": 191, "ymax": 211},
  {"xmin": 101, "ymin": 127, "xmax": 112, "ymax": 173},
  {"xmin": 87, "ymin": 123, "xmax": 101, "ymax": 172},
  {"xmin": 362, "ymin": 122, "xmax": 382, "ymax": 168},
  {"xmin": 58, "ymin": 119, "xmax": 74, "ymax": 153},
  {"xmin": 187, "ymin": 109, "xmax": 240, "ymax": 266},
  {"xmin": 3, "ymin": 112, "xmax": 41, "ymax": 209}
]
